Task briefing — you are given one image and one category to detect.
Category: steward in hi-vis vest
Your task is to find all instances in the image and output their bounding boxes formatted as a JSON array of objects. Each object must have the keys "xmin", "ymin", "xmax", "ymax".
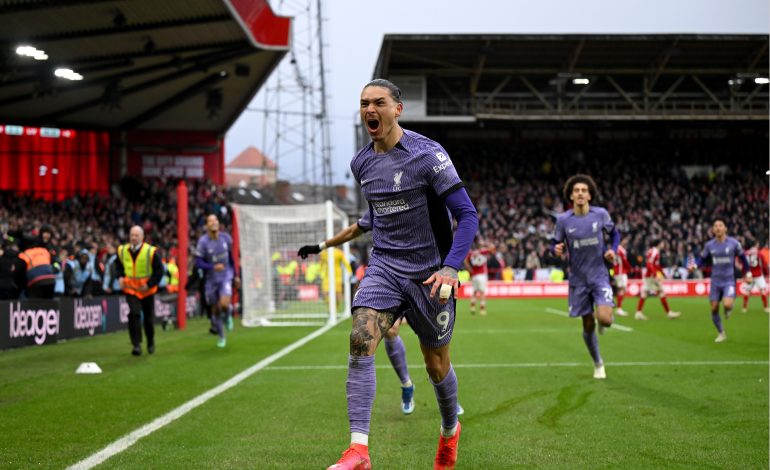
[{"xmin": 116, "ymin": 225, "xmax": 164, "ymax": 356}]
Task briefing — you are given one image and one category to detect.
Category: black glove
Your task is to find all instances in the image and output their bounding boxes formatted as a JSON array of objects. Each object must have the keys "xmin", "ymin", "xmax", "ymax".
[{"xmin": 298, "ymin": 244, "xmax": 322, "ymax": 259}]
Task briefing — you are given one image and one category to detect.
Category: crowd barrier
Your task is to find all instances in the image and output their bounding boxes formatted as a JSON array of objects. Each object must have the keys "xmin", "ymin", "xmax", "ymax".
[
  {"xmin": 457, "ymin": 279, "xmax": 752, "ymax": 299},
  {"xmin": 0, "ymin": 294, "xmax": 199, "ymax": 350}
]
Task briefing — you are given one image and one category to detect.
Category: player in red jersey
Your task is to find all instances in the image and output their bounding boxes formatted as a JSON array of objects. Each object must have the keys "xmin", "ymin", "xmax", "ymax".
[
  {"xmin": 464, "ymin": 239, "xmax": 491, "ymax": 315},
  {"xmin": 612, "ymin": 237, "xmax": 631, "ymax": 317},
  {"xmin": 741, "ymin": 239, "xmax": 769, "ymax": 313},
  {"xmin": 635, "ymin": 239, "xmax": 681, "ymax": 320}
]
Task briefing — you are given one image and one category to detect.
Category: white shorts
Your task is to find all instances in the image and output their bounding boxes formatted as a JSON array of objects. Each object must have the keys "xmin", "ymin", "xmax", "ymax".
[
  {"xmin": 614, "ymin": 274, "xmax": 628, "ymax": 289},
  {"xmin": 642, "ymin": 277, "xmax": 664, "ymax": 296},
  {"xmin": 471, "ymin": 274, "xmax": 488, "ymax": 294},
  {"xmin": 740, "ymin": 275, "xmax": 768, "ymax": 295}
]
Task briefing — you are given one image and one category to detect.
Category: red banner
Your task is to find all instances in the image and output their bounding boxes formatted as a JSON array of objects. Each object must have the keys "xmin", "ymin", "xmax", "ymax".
[
  {"xmin": 0, "ymin": 125, "xmax": 109, "ymax": 200},
  {"xmin": 457, "ymin": 279, "xmax": 749, "ymax": 299},
  {"xmin": 123, "ymin": 130, "xmax": 224, "ymax": 184}
]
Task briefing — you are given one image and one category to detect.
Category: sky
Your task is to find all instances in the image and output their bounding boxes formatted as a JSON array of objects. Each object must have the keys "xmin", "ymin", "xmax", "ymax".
[{"xmin": 224, "ymin": 0, "xmax": 769, "ymax": 185}]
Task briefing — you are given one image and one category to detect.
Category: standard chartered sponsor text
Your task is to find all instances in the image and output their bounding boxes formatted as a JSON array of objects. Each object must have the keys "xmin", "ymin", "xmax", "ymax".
[
  {"xmin": 574, "ymin": 237, "xmax": 600, "ymax": 248},
  {"xmin": 373, "ymin": 198, "xmax": 410, "ymax": 215}
]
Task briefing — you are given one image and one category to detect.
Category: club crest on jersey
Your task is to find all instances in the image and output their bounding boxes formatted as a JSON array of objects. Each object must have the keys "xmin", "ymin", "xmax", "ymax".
[
  {"xmin": 393, "ymin": 170, "xmax": 403, "ymax": 191},
  {"xmin": 592, "ymin": 222, "xmax": 598, "ymax": 232},
  {"xmin": 725, "ymin": 247, "xmax": 730, "ymax": 254}
]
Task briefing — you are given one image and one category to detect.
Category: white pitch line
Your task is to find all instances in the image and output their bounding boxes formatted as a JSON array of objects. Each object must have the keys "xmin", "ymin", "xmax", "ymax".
[
  {"xmin": 545, "ymin": 307, "xmax": 633, "ymax": 332},
  {"xmin": 66, "ymin": 316, "xmax": 349, "ymax": 470},
  {"xmin": 263, "ymin": 360, "xmax": 768, "ymax": 371}
]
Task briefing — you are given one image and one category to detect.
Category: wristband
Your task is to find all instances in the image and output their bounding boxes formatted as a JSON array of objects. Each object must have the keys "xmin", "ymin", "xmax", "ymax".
[{"xmin": 319, "ymin": 242, "xmax": 327, "ymax": 250}]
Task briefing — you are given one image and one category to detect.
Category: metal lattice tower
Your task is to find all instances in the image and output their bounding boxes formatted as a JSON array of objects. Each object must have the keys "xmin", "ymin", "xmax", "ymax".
[{"xmin": 247, "ymin": 0, "xmax": 332, "ymax": 194}]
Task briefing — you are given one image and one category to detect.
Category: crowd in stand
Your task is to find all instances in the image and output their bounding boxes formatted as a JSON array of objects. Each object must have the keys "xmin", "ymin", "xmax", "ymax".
[
  {"xmin": 0, "ymin": 137, "xmax": 766, "ymax": 299},
  {"xmin": 0, "ymin": 178, "xmax": 234, "ymax": 299},
  {"xmin": 455, "ymin": 139, "xmax": 768, "ymax": 277}
]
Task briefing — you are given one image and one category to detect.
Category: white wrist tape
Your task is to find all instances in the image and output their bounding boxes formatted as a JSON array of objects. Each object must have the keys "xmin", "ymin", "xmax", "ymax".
[
  {"xmin": 319, "ymin": 242, "xmax": 327, "ymax": 250},
  {"xmin": 439, "ymin": 284, "xmax": 452, "ymax": 300}
]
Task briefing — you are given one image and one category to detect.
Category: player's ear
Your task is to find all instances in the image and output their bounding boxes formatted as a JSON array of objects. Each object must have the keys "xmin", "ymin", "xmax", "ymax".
[{"xmin": 395, "ymin": 101, "xmax": 403, "ymax": 117}]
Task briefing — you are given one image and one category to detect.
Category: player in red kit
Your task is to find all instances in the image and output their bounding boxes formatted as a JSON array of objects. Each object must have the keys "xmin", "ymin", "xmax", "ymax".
[
  {"xmin": 612, "ymin": 237, "xmax": 631, "ymax": 317},
  {"xmin": 635, "ymin": 239, "xmax": 681, "ymax": 320},
  {"xmin": 464, "ymin": 239, "xmax": 491, "ymax": 315},
  {"xmin": 741, "ymin": 239, "xmax": 769, "ymax": 313}
]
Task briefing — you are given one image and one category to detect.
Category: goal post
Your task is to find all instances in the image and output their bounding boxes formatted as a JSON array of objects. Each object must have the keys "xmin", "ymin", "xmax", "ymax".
[{"xmin": 233, "ymin": 201, "xmax": 351, "ymax": 326}]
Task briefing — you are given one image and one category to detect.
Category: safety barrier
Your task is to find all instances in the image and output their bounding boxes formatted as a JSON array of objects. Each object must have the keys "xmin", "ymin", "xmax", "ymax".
[{"xmin": 0, "ymin": 294, "xmax": 199, "ymax": 350}]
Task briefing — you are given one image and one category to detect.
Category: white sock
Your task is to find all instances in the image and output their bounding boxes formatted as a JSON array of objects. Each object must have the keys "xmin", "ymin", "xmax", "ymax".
[
  {"xmin": 351, "ymin": 432, "xmax": 368, "ymax": 446},
  {"xmin": 401, "ymin": 379, "xmax": 413, "ymax": 388},
  {"xmin": 441, "ymin": 424, "xmax": 458, "ymax": 438}
]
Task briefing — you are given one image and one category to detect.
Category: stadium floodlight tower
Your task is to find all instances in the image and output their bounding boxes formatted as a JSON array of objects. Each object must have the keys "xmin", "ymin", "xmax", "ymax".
[{"xmin": 246, "ymin": 0, "xmax": 333, "ymax": 197}]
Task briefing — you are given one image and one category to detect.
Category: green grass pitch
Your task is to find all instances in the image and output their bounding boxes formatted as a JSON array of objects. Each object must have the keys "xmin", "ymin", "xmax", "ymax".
[{"xmin": 1, "ymin": 297, "xmax": 767, "ymax": 469}]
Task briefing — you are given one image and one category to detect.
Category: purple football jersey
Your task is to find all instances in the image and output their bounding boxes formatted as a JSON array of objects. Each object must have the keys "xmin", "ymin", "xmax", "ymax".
[
  {"xmin": 195, "ymin": 232, "xmax": 234, "ymax": 283},
  {"xmin": 351, "ymin": 129, "xmax": 463, "ymax": 280},
  {"xmin": 701, "ymin": 237, "xmax": 743, "ymax": 286},
  {"xmin": 554, "ymin": 206, "xmax": 614, "ymax": 286}
]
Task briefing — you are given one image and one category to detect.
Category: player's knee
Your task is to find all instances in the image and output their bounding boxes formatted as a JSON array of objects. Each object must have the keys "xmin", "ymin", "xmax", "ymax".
[
  {"xmin": 424, "ymin": 360, "xmax": 449, "ymax": 383},
  {"xmin": 349, "ymin": 307, "xmax": 378, "ymax": 356},
  {"xmin": 597, "ymin": 309, "xmax": 612, "ymax": 326},
  {"xmin": 349, "ymin": 328, "xmax": 375, "ymax": 356}
]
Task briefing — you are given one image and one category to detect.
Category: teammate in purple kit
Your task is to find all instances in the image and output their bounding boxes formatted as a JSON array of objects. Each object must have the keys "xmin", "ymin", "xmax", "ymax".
[
  {"xmin": 194, "ymin": 214, "xmax": 239, "ymax": 348},
  {"xmin": 688, "ymin": 218, "xmax": 750, "ymax": 342},
  {"xmin": 299, "ymin": 79, "xmax": 477, "ymax": 470},
  {"xmin": 553, "ymin": 174, "xmax": 619, "ymax": 380}
]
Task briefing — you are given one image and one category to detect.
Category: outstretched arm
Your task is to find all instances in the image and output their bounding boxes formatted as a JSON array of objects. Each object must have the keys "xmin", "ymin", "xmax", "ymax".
[{"xmin": 298, "ymin": 222, "xmax": 365, "ymax": 259}]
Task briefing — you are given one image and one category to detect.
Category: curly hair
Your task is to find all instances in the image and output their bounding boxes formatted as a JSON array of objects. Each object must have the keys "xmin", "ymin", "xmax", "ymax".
[{"xmin": 562, "ymin": 174, "xmax": 599, "ymax": 203}]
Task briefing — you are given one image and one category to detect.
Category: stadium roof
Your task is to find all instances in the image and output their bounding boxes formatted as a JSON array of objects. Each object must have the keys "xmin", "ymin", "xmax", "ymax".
[
  {"xmin": 0, "ymin": 0, "xmax": 291, "ymax": 132},
  {"xmin": 373, "ymin": 34, "xmax": 769, "ymax": 121}
]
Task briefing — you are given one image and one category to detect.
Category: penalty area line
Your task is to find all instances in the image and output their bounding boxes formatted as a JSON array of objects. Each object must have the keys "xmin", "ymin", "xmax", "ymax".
[
  {"xmin": 66, "ymin": 316, "xmax": 349, "ymax": 470},
  {"xmin": 545, "ymin": 307, "xmax": 633, "ymax": 332}
]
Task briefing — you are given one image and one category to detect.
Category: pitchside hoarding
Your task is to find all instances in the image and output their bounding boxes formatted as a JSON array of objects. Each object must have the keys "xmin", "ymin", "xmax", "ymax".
[
  {"xmin": 0, "ymin": 295, "xmax": 199, "ymax": 350},
  {"xmin": 1, "ymin": 300, "xmax": 61, "ymax": 348}
]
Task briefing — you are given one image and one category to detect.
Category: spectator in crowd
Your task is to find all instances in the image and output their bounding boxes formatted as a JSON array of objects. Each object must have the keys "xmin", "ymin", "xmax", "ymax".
[
  {"xmin": 0, "ymin": 238, "xmax": 24, "ymax": 300},
  {"xmin": 53, "ymin": 247, "xmax": 70, "ymax": 297},
  {"xmin": 69, "ymin": 249, "xmax": 96, "ymax": 297},
  {"xmin": 101, "ymin": 243, "xmax": 121, "ymax": 294},
  {"xmin": 18, "ymin": 230, "xmax": 56, "ymax": 299}
]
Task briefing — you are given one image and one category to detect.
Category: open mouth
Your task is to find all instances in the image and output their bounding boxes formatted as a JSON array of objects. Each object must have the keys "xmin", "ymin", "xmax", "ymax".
[{"xmin": 367, "ymin": 119, "xmax": 380, "ymax": 131}]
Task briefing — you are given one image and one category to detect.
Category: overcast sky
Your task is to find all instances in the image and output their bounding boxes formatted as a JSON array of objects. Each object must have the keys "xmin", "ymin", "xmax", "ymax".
[{"xmin": 225, "ymin": 0, "xmax": 769, "ymax": 185}]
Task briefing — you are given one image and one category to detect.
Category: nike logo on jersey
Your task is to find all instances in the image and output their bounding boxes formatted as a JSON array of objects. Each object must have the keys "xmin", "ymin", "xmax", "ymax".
[
  {"xmin": 437, "ymin": 330, "xmax": 451, "ymax": 340},
  {"xmin": 568, "ymin": 228, "xmax": 577, "ymax": 233},
  {"xmin": 360, "ymin": 178, "xmax": 373, "ymax": 185}
]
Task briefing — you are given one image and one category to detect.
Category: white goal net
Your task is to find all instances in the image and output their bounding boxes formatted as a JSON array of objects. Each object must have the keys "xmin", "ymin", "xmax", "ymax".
[{"xmin": 234, "ymin": 201, "xmax": 351, "ymax": 326}]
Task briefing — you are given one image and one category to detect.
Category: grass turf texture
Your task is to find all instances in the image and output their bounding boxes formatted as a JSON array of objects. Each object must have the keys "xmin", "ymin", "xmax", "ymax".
[{"xmin": 1, "ymin": 297, "xmax": 767, "ymax": 469}]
